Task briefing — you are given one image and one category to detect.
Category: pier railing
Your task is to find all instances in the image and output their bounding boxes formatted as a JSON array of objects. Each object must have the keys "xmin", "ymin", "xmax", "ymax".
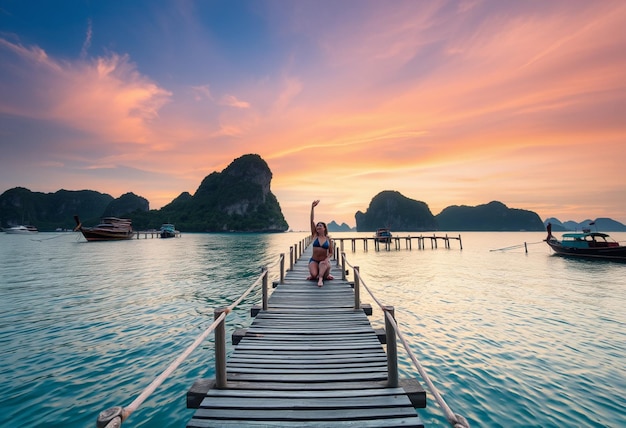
[{"xmin": 342, "ymin": 251, "xmax": 470, "ymax": 428}]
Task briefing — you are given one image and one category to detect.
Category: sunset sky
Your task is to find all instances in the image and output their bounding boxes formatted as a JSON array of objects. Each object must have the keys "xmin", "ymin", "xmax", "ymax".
[{"xmin": 1, "ymin": 1, "xmax": 625, "ymax": 231}]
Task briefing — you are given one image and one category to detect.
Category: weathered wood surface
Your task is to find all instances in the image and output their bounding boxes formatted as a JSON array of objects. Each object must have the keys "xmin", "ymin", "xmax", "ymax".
[{"xmin": 187, "ymin": 246, "xmax": 425, "ymax": 427}]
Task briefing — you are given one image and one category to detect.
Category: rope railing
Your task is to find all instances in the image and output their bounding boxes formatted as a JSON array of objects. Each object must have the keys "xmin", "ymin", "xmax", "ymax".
[
  {"xmin": 95, "ymin": 238, "xmax": 307, "ymax": 428},
  {"xmin": 342, "ymin": 252, "xmax": 471, "ymax": 428},
  {"xmin": 489, "ymin": 240, "xmax": 544, "ymax": 252}
]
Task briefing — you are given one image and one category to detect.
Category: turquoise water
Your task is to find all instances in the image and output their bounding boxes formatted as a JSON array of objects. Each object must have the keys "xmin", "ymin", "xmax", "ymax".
[{"xmin": 0, "ymin": 231, "xmax": 624, "ymax": 427}]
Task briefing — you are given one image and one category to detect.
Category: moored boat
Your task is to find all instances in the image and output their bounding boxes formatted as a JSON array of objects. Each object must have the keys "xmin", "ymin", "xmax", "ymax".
[
  {"xmin": 4, "ymin": 225, "xmax": 38, "ymax": 234},
  {"xmin": 375, "ymin": 227, "xmax": 392, "ymax": 242},
  {"xmin": 545, "ymin": 223, "xmax": 626, "ymax": 260},
  {"xmin": 159, "ymin": 223, "xmax": 176, "ymax": 238},
  {"xmin": 74, "ymin": 216, "xmax": 134, "ymax": 241}
]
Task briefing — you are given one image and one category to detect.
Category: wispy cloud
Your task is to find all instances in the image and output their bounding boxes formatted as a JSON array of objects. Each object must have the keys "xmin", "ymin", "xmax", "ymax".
[
  {"xmin": 80, "ymin": 18, "xmax": 92, "ymax": 59},
  {"xmin": 191, "ymin": 84, "xmax": 212, "ymax": 101},
  {"xmin": 219, "ymin": 94, "xmax": 251, "ymax": 108}
]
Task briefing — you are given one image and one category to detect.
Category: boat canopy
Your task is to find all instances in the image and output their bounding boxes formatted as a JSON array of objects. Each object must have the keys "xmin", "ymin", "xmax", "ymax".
[{"xmin": 562, "ymin": 232, "xmax": 611, "ymax": 239}]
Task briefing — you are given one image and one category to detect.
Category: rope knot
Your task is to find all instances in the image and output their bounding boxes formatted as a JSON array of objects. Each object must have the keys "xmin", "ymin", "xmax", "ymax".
[{"xmin": 453, "ymin": 414, "xmax": 470, "ymax": 428}]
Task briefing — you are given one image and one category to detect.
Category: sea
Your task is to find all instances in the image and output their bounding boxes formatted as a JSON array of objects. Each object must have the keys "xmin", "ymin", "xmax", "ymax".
[{"xmin": 0, "ymin": 231, "xmax": 624, "ymax": 428}]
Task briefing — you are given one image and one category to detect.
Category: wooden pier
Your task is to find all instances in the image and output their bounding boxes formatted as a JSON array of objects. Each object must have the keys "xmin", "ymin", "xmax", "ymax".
[
  {"xmin": 186, "ymin": 245, "xmax": 426, "ymax": 427},
  {"xmin": 334, "ymin": 234, "xmax": 462, "ymax": 252},
  {"xmin": 133, "ymin": 230, "xmax": 181, "ymax": 239}
]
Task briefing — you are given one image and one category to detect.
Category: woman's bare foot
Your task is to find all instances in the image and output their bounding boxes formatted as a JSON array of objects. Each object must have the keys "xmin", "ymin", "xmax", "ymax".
[{"xmin": 317, "ymin": 277, "xmax": 323, "ymax": 287}]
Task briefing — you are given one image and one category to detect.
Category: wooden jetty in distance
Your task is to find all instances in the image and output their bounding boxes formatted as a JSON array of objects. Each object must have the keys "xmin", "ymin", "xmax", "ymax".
[
  {"xmin": 133, "ymin": 230, "xmax": 181, "ymax": 239},
  {"xmin": 185, "ymin": 243, "xmax": 427, "ymax": 427},
  {"xmin": 333, "ymin": 234, "xmax": 463, "ymax": 252}
]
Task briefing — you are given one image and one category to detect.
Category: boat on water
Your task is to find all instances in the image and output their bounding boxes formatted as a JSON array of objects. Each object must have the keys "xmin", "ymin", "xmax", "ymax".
[
  {"xmin": 159, "ymin": 223, "xmax": 176, "ymax": 238},
  {"xmin": 74, "ymin": 216, "xmax": 134, "ymax": 241},
  {"xmin": 4, "ymin": 225, "xmax": 38, "ymax": 234},
  {"xmin": 545, "ymin": 223, "xmax": 626, "ymax": 260},
  {"xmin": 375, "ymin": 227, "xmax": 392, "ymax": 242}
]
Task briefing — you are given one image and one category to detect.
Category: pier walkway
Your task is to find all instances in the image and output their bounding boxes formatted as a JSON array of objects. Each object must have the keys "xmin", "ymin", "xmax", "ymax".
[{"xmin": 186, "ymin": 245, "xmax": 425, "ymax": 427}]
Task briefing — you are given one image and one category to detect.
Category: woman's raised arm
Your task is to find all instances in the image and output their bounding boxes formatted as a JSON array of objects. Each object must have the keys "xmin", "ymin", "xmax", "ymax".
[{"xmin": 310, "ymin": 200, "xmax": 319, "ymax": 236}]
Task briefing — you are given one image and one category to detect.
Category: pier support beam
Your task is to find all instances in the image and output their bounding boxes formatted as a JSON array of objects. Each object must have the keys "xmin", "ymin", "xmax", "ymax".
[
  {"xmin": 353, "ymin": 266, "xmax": 360, "ymax": 310},
  {"xmin": 384, "ymin": 306, "xmax": 398, "ymax": 388},
  {"xmin": 214, "ymin": 308, "xmax": 227, "ymax": 389}
]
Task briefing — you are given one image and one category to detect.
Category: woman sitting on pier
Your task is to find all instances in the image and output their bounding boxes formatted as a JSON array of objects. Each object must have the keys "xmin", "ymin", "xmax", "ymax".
[{"xmin": 308, "ymin": 200, "xmax": 334, "ymax": 287}]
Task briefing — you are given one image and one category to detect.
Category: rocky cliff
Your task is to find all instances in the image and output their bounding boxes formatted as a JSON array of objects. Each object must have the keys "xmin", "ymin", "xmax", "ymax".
[
  {"xmin": 354, "ymin": 192, "xmax": 547, "ymax": 232},
  {"xmin": 355, "ymin": 191, "xmax": 437, "ymax": 231},
  {"xmin": 157, "ymin": 153, "xmax": 288, "ymax": 232},
  {"xmin": 436, "ymin": 201, "xmax": 544, "ymax": 231}
]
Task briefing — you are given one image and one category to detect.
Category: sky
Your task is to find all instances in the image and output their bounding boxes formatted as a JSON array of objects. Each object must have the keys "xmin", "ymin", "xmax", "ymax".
[{"xmin": 1, "ymin": 0, "xmax": 625, "ymax": 231}]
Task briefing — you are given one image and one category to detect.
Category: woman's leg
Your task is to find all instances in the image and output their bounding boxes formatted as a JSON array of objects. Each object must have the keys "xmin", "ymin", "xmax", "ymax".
[
  {"xmin": 308, "ymin": 260, "xmax": 319, "ymax": 280},
  {"xmin": 317, "ymin": 261, "xmax": 329, "ymax": 286},
  {"xmin": 323, "ymin": 264, "xmax": 333, "ymax": 280}
]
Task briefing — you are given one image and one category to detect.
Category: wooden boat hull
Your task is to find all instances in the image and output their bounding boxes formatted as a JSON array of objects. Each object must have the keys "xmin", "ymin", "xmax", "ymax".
[
  {"xmin": 546, "ymin": 239, "xmax": 626, "ymax": 260},
  {"xmin": 79, "ymin": 229, "xmax": 134, "ymax": 241},
  {"xmin": 74, "ymin": 215, "xmax": 134, "ymax": 241}
]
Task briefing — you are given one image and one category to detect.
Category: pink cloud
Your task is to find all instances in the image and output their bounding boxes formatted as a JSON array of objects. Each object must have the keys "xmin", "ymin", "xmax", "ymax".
[{"xmin": 0, "ymin": 38, "xmax": 171, "ymax": 144}]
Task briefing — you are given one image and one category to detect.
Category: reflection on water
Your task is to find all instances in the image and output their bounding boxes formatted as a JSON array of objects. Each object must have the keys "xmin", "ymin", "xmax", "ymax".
[{"xmin": 0, "ymin": 231, "xmax": 624, "ymax": 427}]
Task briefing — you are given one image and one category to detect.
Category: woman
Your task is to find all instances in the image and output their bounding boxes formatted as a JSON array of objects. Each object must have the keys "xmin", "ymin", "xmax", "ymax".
[{"xmin": 308, "ymin": 200, "xmax": 334, "ymax": 287}]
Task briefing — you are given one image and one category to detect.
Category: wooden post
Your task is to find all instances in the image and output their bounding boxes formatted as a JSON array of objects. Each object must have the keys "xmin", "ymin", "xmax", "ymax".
[
  {"xmin": 279, "ymin": 253, "xmax": 285, "ymax": 284},
  {"xmin": 384, "ymin": 306, "xmax": 398, "ymax": 388},
  {"xmin": 96, "ymin": 406, "xmax": 123, "ymax": 428},
  {"xmin": 341, "ymin": 252, "xmax": 347, "ymax": 280},
  {"xmin": 289, "ymin": 246, "xmax": 294, "ymax": 271},
  {"xmin": 353, "ymin": 266, "xmax": 360, "ymax": 310},
  {"xmin": 459, "ymin": 234, "xmax": 463, "ymax": 250},
  {"xmin": 214, "ymin": 308, "xmax": 227, "ymax": 389},
  {"xmin": 262, "ymin": 267, "xmax": 268, "ymax": 311}
]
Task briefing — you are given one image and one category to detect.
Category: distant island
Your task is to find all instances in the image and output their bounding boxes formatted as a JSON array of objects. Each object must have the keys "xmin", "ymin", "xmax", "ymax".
[
  {"xmin": 2, "ymin": 164, "xmax": 625, "ymax": 233},
  {"xmin": 327, "ymin": 221, "xmax": 356, "ymax": 232},
  {"xmin": 0, "ymin": 154, "xmax": 288, "ymax": 232},
  {"xmin": 352, "ymin": 191, "xmax": 626, "ymax": 232}
]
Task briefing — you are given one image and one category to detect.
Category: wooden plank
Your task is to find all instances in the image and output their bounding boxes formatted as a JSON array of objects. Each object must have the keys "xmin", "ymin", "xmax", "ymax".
[
  {"xmin": 192, "ymin": 406, "xmax": 419, "ymax": 420},
  {"xmin": 188, "ymin": 416, "xmax": 423, "ymax": 427},
  {"xmin": 199, "ymin": 394, "xmax": 415, "ymax": 409},
  {"xmin": 203, "ymin": 387, "xmax": 410, "ymax": 399}
]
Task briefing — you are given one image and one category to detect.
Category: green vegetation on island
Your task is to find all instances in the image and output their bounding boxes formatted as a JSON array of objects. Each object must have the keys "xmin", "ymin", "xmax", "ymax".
[
  {"xmin": 355, "ymin": 191, "xmax": 545, "ymax": 231},
  {"xmin": 0, "ymin": 154, "xmax": 288, "ymax": 232}
]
